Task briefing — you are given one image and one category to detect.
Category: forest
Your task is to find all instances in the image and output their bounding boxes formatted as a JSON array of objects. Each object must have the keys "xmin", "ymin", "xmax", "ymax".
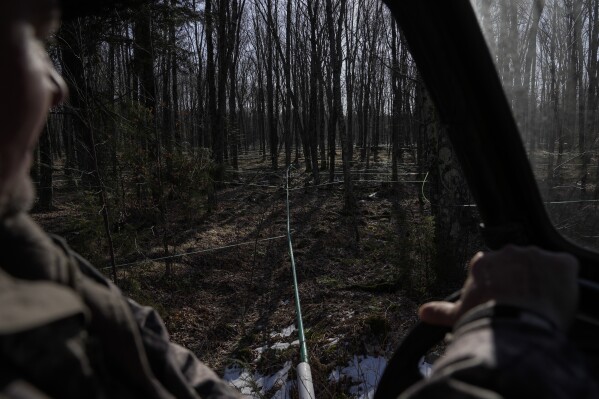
[
  {"xmin": 33, "ymin": 0, "xmax": 599, "ymax": 396},
  {"xmin": 474, "ymin": 0, "xmax": 599, "ymax": 250}
]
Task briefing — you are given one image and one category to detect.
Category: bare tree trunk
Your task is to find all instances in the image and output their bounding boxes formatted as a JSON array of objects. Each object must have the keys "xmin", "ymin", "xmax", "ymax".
[
  {"xmin": 547, "ymin": 7, "xmax": 560, "ymax": 193},
  {"xmin": 420, "ymin": 84, "xmax": 470, "ymax": 290},
  {"xmin": 171, "ymin": 0, "xmax": 181, "ymax": 147},
  {"xmin": 265, "ymin": 0, "xmax": 278, "ymax": 170},
  {"xmin": 162, "ymin": 31, "xmax": 173, "ymax": 178},
  {"xmin": 284, "ymin": 0, "xmax": 293, "ymax": 168},
  {"xmin": 215, "ymin": 0, "xmax": 229, "ymax": 166},
  {"xmin": 522, "ymin": 0, "xmax": 545, "ymax": 155},
  {"xmin": 588, "ymin": 0, "xmax": 599, "ymax": 199},
  {"xmin": 193, "ymin": 0, "xmax": 207, "ymax": 149},
  {"xmin": 390, "ymin": 19, "xmax": 402, "ymax": 191},
  {"xmin": 205, "ymin": 0, "xmax": 218, "ymax": 206},
  {"xmin": 307, "ymin": 0, "xmax": 321, "ymax": 183},
  {"xmin": 344, "ymin": 2, "xmax": 360, "ymax": 165},
  {"xmin": 61, "ymin": 21, "xmax": 94, "ymax": 185}
]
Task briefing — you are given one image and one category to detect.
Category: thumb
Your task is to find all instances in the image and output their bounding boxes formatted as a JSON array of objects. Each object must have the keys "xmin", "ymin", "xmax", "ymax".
[{"xmin": 418, "ymin": 301, "xmax": 460, "ymax": 327}]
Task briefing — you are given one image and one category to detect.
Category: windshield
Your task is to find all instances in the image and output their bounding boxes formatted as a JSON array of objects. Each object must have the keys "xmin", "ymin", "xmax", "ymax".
[{"xmin": 469, "ymin": 0, "xmax": 599, "ymax": 251}]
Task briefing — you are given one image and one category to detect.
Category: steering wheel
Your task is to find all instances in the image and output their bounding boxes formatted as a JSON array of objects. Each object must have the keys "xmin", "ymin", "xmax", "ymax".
[{"xmin": 373, "ymin": 291, "xmax": 460, "ymax": 399}]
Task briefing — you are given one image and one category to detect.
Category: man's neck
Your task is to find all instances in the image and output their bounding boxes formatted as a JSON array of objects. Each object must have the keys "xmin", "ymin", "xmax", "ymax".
[{"xmin": 0, "ymin": 177, "xmax": 34, "ymax": 220}]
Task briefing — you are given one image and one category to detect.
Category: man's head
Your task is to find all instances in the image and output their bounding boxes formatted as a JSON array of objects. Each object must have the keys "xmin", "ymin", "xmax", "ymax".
[{"xmin": 0, "ymin": 0, "xmax": 67, "ymax": 217}]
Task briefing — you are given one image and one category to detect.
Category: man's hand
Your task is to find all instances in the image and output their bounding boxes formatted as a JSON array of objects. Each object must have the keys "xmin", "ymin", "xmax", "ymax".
[{"xmin": 419, "ymin": 245, "xmax": 579, "ymax": 331}]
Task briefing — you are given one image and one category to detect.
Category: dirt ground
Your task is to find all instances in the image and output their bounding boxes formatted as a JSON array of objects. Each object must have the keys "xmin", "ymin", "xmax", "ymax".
[{"xmin": 32, "ymin": 149, "xmax": 467, "ymax": 396}]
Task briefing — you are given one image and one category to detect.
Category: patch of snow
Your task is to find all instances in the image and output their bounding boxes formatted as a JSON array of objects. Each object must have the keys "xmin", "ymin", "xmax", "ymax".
[
  {"xmin": 281, "ymin": 325, "xmax": 296, "ymax": 337},
  {"xmin": 270, "ymin": 324, "xmax": 297, "ymax": 339},
  {"xmin": 227, "ymin": 342, "xmax": 434, "ymax": 398},
  {"xmin": 224, "ymin": 366, "xmax": 259, "ymax": 396},
  {"xmin": 262, "ymin": 361, "xmax": 292, "ymax": 393},
  {"xmin": 327, "ymin": 355, "xmax": 433, "ymax": 398},
  {"xmin": 223, "ymin": 366, "xmax": 243, "ymax": 381},
  {"xmin": 224, "ymin": 361, "xmax": 292, "ymax": 399},
  {"xmin": 253, "ymin": 345, "xmax": 269, "ymax": 362},
  {"xmin": 329, "ymin": 368, "xmax": 340, "ymax": 381},
  {"xmin": 326, "ymin": 337, "xmax": 340, "ymax": 347},
  {"xmin": 255, "ymin": 346, "xmax": 268, "ymax": 354},
  {"xmin": 418, "ymin": 357, "xmax": 433, "ymax": 378},
  {"xmin": 329, "ymin": 355, "xmax": 387, "ymax": 399}
]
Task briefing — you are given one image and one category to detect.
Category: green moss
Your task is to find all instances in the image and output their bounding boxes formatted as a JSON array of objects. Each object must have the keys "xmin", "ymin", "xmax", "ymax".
[{"xmin": 316, "ymin": 276, "xmax": 343, "ymax": 289}]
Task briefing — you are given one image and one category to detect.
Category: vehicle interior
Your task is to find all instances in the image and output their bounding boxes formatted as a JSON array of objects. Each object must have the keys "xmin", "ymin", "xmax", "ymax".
[{"xmin": 376, "ymin": 0, "xmax": 599, "ymax": 397}]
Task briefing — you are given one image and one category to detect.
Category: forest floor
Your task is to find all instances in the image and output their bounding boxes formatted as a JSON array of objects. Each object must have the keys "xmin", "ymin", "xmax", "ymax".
[{"xmin": 32, "ymin": 149, "xmax": 470, "ymax": 398}]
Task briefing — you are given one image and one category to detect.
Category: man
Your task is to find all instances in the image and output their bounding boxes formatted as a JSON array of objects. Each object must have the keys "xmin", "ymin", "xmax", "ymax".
[
  {"xmin": 0, "ymin": 0, "xmax": 66, "ymax": 217},
  {"xmin": 0, "ymin": 2, "xmax": 241, "ymax": 397},
  {"xmin": 0, "ymin": 1, "xmax": 594, "ymax": 398}
]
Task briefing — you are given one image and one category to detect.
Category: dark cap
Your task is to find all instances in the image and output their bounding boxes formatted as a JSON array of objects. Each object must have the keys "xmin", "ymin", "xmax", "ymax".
[{"xmin": 59, "ymin": 0, "xmax": 151, "ymax": 20}]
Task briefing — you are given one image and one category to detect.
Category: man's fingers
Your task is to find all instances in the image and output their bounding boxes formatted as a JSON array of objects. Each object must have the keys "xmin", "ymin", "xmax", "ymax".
[
  {"xmin": 468, "ymin": 251, "xmax": 485, "ymax": 272},
  {"xmin": 418, "ymin": 301, "xmax": 460, "ymax": 327}
]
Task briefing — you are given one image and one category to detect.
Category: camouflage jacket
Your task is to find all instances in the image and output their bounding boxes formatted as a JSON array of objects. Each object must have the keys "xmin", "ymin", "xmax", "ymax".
[
  {"xmin": 401, "ymin": 303, "xmax": 599, "ymax": 399},
  {"xmin": 0, "ymin": 213, "xmax": 240, "ymax": 399}
]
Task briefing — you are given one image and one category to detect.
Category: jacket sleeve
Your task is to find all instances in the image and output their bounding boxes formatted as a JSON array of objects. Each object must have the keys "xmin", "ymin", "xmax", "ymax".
[
  {"xmin": 400, "ymin": 303, "xmax": 599, "ymax": 399},
  {"xmin": 125, "ymin": 297, "xmax": 241, "ymax": 399},
  {"xmin": 61, "ymin": 239, "xmax": 241, "ymax": 399}
]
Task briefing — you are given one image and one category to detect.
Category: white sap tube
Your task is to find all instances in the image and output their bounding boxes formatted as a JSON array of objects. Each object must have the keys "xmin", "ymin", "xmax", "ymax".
[{"xmin": 297, "ymin": 362, "xmax": 316, "ymax": 399}]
